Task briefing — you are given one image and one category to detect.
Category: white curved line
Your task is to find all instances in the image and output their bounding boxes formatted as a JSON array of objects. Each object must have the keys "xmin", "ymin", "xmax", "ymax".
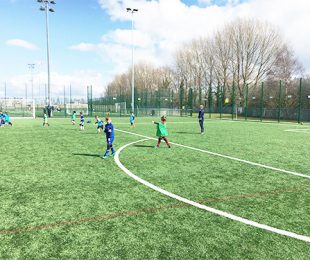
[
  {"xmin": 114, "ymin": 139, "xmax": 310, "ymax": 243},
  {"xmin": 115, "ymin": 129, "xmax": 310, "ymax": 179}
]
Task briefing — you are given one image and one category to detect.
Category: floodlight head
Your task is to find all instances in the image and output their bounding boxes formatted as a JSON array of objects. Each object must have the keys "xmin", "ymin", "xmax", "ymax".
[
  {"xmin": 37, "ymin": 0, "xmax": 43, "ymax": 3},
  {"xmin": 50, "ymin": 0, "xmax": 56, "ymax": 4},
  {"xmin": 126, "ymin": 8, "xmax": 132, "ymax": 12},
  {"xmin": 133, "ymin": 9, "xmax": 138, "ymax": 12},
  {"xmin": 49, "ymin": 8, "xmax": 55, "ymax": 12},
  {"xmin": 39, "ymin": 6, "xmax": 45, "ymax": 11}
]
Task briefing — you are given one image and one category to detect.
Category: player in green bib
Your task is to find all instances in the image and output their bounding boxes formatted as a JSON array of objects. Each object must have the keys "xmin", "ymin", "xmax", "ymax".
[
  {"xmin": 152, "ymin": 115, "xmax": 171, "ymax": 148},
  {"xmin": 71, "ymin": 111, "xmax": 76, "ymax": 125}
]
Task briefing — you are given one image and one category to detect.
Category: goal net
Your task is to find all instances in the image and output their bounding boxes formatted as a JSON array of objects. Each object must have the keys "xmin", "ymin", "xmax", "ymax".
[
  {"xmin": 115, "ymin": 102, "xmax": 127, "ymax": 114},
  {"xmin": 0, "ymin": 98, "xmax": 35, "ymax": 119}
]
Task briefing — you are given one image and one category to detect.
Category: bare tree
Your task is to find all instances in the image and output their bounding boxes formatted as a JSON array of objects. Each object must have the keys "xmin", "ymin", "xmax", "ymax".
[{"xmin": 103, "ymin": 18, "xmax": 304, "ymax": 112}]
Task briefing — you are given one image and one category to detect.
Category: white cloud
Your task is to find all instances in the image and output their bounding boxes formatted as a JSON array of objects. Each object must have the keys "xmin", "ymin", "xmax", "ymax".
[
  {"xmin": 94, "ymin": 0, "xmax": 310, "ymax": 74},
  {"xmin": 102, "ymin": 29, "xmax": 153, "ymax": 48},
  {"xmin": 6, "ymin": 39, "xmax": 38, "ymax": 50},
  {"xmin": 69, "ymin": 43, "xmax": 99, "ymax": 52},
  {"xmin": 3, "ymin": 0, "xmax": 310, "ymax": 100}
]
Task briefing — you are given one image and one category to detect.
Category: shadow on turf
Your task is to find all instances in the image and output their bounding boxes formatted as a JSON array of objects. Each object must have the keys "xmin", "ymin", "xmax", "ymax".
[
  {"xmin": 133, "ymin": 144, "xmax": 155, "ymax": 148},
  {"xmin": 72, "ymin": 153, "xmax": 101, "ymax": 157},
  {"xmin": 175, "ymin": 131, "xmax": 201, "ymax": 135}
]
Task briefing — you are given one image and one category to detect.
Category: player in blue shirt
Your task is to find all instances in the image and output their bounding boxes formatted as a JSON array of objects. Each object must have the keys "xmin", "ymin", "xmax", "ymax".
[
  {"xmin": 0, "ymin": 111, "xmax": 4, "ymax": 127},
  {"xmin": 103, "ymin": 117, "xmax": 116, "ymax": 159},
  {"xmin": 95, "ymin": 115, "xmax": 104, "ymax": 133},
  {"xmin": 4, "ymin": 112, "xmax": 12, "ymax": 126},
  {"xmin": 130, "ymin": 111, "xmax": 135, "ymax": 128},
  {"xmin": 198, "ymin": 105, "xmax": 205, "ymax": 134},
  {"xmin": 79, "ymin": 112, "xmax": 85, "ymax": 130}
]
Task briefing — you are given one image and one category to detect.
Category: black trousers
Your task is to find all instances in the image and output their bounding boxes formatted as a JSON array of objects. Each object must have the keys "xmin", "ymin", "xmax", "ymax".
[{"xmin": 199, "ymin": 120, "xmax": 204, "ymax": 133}]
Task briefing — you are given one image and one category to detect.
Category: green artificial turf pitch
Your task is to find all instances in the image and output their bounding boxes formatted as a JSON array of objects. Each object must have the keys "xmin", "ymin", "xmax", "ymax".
[{"xmin": 0, "ymin": 117, "xmax": 309, "ymax": 259}]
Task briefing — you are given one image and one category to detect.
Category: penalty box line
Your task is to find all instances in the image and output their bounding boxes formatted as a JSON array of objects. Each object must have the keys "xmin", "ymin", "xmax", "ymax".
[
  {"xmin": 115, "ymin": 129, "xmax": 310, "ymax": 180},
  {"xmin": 114, "ymin": 139, "xmax": 310, "ymax": 243}
]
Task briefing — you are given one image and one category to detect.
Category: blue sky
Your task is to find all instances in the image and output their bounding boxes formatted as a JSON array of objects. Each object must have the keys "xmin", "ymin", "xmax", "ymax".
[
  {"xmin": 0, "ymin": 0, "xmax": 111, "ymax": 77},
  {"xmin": 1, "ymin": 0, "xmax": 309, "ymax": 99}
]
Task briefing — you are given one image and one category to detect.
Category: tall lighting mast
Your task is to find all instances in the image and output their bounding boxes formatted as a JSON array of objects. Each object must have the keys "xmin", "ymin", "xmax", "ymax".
[{"xmin": 37, "ymin": 0, "xmax": 56, "ymax": 107}]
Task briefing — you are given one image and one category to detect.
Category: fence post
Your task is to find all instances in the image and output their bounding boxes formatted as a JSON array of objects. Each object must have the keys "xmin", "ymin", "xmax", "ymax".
[
  {"xmin": 208, "ymin": 83, "xmax": 212, "ymax": 119},
  {"xmin": 245, "ymin": 84, "xmax": 249, "ymax": 120},
  {"xmin": 260, "ymin": 82, "xmax": 264, "ymax": 122},
  {"xmin": 278, "ymin": 80, "xmax": 282, "ymax": 123},
  {"xmin": 231, "ymin": 82, "xmax": 235, "ymax": 120},
  {"xmin": 69, "ymin": 84, "xmax": 72, "ymax": 114},
  {"xmin": 157, "ymin": 89, "xmax": 161, "ymax": 116},
  {"xmin": 87, "ymin": 86, "xmax": 89, "ymax": 116},
  {"xmin": 90, "ymin": 85, "xmax": 93, "ymax": 117},
  {"xmin": 144, "ymin": 90, "xmax": 148, "ymax": 116},
  {"xmin": 219, "ymin": 85, "xmax": 223, "ymax": 119},
  {"xmin": 189, "ymin": 88, "xmax": 193, "ymax": 116},
  {"xmin": 64, "ymin": 85, "xmax": 67, "ymax": 118},
  {"xmin": 298, "ymin": 78, "xmax": 303, "ymax": 124},
  {"xmin": 179, "ymin": 81, "xmax": 184, "ymax": 116}
]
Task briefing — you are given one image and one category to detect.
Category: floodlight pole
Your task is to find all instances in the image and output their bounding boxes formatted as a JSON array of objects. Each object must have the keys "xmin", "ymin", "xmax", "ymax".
[
  {"xmin": 45, "ymin": 4, "xmax": 51, "ymax": 107},
  {"xmin": 38, "ymin": 0, "xmax": 56, "ymax": 107},
  {"xmin": 127, "ymin": 8, "xmax": 138, "ymax": 113}
]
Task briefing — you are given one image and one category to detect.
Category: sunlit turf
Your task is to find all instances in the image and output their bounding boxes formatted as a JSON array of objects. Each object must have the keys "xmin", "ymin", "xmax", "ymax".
[{"xmin": 0, "ymin": 116, "xmax": 309, "ymax": 259}]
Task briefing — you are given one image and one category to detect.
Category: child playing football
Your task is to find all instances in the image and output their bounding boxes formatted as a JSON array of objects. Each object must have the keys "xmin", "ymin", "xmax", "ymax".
[
  {"xmin": 71, "ymin": 111, "xmax": 76, "ymax": 125},
  {"xmin": 103, "ymin": 117, "xmax": 116, "ymax": 159},
  {"xmin": 0, "ymin": 111, "xmax": 4, "ymax": 127},
  {"xmin": 79, "ymin": 111, "xmax": 84, "ymax": 130},
  {"xmin": 43, "ymin": 113, "xmax": 50, "ymax": 127},
  {"xmin": 4, "ymin": 112, "xmax": 12, "ymax": 126},
  {"xmin": 152, "ymin": 115, "xmax": 171, "ymax": 148},
  {"xmin": 130, "ymin": 111, "xmax": 135, "ymax": 128},
  {"xmin": 95, "ymin": 115, "xmax": 104, "ymax": 133}
]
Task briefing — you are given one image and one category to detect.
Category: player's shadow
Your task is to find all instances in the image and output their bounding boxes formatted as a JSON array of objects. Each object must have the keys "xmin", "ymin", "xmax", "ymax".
[
  {"xmin": 175, "ymin": 131, "xmax": 201, "ymax": 135},
  {"xmin": 134, "ymin": 144, "xmax": 155, "ymax": 148},
  {"xmin": 72, "ymin": 153, "xmax": 101, "ymax": 157}
]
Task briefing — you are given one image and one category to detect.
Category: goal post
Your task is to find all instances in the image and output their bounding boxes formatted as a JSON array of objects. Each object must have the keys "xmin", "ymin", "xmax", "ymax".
[
  {"xmin": 0, "ymin": 98, "xmax": 36, "ymax": 119},
  {"xmin": 115, "ymin": 102, "xmax": 127, "ymax": 115}
]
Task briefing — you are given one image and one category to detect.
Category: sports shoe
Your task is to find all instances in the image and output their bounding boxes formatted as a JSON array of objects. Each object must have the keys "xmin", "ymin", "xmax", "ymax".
[
  {"xmin": 110, "ymin": 152, "xmax": 116, "ymax": 157},
  {"xmin": 102, "ymin": 155, "xmax": 109, "ymax": 159}
]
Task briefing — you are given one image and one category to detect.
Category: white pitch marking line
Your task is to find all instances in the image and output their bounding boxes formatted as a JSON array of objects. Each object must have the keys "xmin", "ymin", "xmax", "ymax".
[
  {"xmin": 115, "ymin": 129, "xmax": 310, "ymax": 179},
  {"xmin": 285, "ymin": 129, "xmax": 310, "ymax": 133},
  {"xmin": 114, "ymin": 139, "xmax": 310, "ymax": 243}
]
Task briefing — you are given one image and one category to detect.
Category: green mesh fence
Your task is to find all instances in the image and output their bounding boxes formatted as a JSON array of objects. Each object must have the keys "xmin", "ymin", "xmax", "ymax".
[{"xmin": 3, "ymin": 79, "xmax": 308, "ymax": 123}]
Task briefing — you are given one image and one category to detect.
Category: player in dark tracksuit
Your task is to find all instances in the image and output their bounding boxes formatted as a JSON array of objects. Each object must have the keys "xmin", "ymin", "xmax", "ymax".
[
  {"xmin": 103, "ymin": 117, "xmax": 116, "ymax": 158},
  {"xmin": 198, "ymin": 105, "xmax": 205, "ymax": 134}
]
